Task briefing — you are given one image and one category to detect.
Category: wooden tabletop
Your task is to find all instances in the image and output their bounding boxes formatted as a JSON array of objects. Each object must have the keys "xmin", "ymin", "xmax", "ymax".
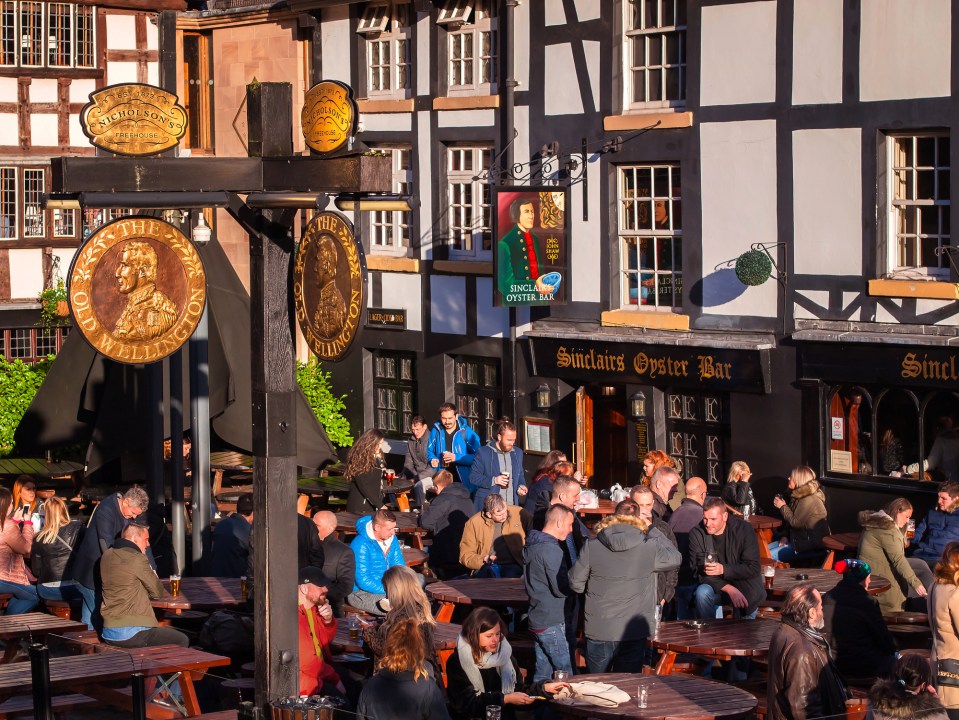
[
  {"xmin": 332, "ymin": 620, "xmax": 462, "ymax": 653},
  {"xmin": 822, "ymin": 532, "xmax": 861, "ymax": 552},
  {"xmin": 209, "ymin": 451, "xmax": 253, "ymax": 471},
  {"xmin": 548, "ymin": 672, "xmax": 758, "ymax": 720},
  {"xmin": 748, "ymin": 515, "xmax": 783, "ymax": 530},
  {"xmin": 577, "ymin": 500, "xmax": 618, "ymax": 517},
  {"xmin": 152, "ymin": 577, "xmax": 244, "ymax": 610},
  {"xmin": 403, "ymin": 547, "xmax": 427, "ymax": 567},
  {"xmin": 884, "ymin": 611, "xmax": 929, "ymax": 626},
  {"xmin": 768, "ymin": 568, "xmax": 890, "ymax": 597},
  {"xmin": 650, "ymin": 618, "xmax": 779, "ymax": 658},
  {"xmin": 384, "ymin": 479, "xmax": 414, "ymax": 494},
  {"xmin": 336, "ymin": 511, "xmax": 427, "ymax": 535},
  {"xmin": 426, "ymin": 578, "xmax": 529, "ymax": 608},
  {"xmin": 0, "ymin": 458, "xmax": 83, "ymax": 478},
  {"xmin": 0, "ymin": 613, "xmax": 86, "ymax": 660}
]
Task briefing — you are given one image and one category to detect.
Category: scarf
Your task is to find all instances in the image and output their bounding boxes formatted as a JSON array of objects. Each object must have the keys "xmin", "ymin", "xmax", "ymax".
[{"xmin": 456, "ymin": 635, "xmax": 515, "ymax": 695}]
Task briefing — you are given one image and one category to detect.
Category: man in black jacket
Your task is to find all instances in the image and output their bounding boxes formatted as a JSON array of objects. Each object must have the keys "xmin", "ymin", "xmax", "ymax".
[
  {"xmin": 211, "ymin": 492, "xmax": 253, "ymax": 578},
  {"xmin": 312, "ymin": 511, "xmax": 355, "ymax": 617},
  {"xmin": 419, "ymin": 470, "xmax": 472, "ymax": 578},
  {"xmin": 669, "ymin": 476, "xmax": 707, "ymax": 619},
  {"xmin": 688, "ymin": 497, "xmax": 765, "ymax": 619},
  {"xmin": 403, "ymin": 415, "xmax": 435, "ymax": 507},
  {"xmin": 297, "ymin": 512, "xmax": 325, "ymax": 571}
]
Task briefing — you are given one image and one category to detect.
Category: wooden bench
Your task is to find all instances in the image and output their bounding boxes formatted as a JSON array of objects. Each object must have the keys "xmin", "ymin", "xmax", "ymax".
[
  {"xmin": 736, "ymin": 680, "xmax": 867, "ymax": 720},
  {"xmin": 0, "ymin": 692, "xmax": 97, "ymax": 719}
]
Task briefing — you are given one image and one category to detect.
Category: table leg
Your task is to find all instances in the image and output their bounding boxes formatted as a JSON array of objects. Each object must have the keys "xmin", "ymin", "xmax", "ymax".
[
  {"xmin": 654, "ymin": 649, "xmax": 677, "ymax": 675},
  {"xmin": 756, "ymin": 529, "xmax": 772, "ymax": 561},
  {"xmin": 179, "ymin": 673, "xmax": 201, "ymax": 716},
  {"xmin": 435, "ymin": 601, "xmax": 455, "ymax": 623},
  {"xmin": 0, "ymin": 642, "xmax": 19, "ymax": 664},
  {"xmin": 412, "ymin": 534, "xmax": 425, "ymax": 551},
  {"xmin": 437, "ymin": 649, "xmax": 453, "ymax": 687}
]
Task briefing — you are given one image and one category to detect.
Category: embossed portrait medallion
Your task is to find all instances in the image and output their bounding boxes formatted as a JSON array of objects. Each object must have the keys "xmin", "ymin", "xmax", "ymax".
[
  {"xmin": 80, "ymin": 83, "xmax": 188, "ymax": 156},
  {"xmin": 301, "ymin": 80, "xmax": 357, "ymax": 155},
  {"xmin": 69, "ymin": 217, "xmax": 206, "ymax": 364},
  {"xmin": 294, "ymin": 212, "xmax": 365, "ymax": 361}
]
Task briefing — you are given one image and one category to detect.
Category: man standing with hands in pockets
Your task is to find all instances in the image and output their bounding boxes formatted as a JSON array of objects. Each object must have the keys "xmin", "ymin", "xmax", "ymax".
[{"xmin": 470, "ymin": 419, "xmax": 529, "ymax": 512}]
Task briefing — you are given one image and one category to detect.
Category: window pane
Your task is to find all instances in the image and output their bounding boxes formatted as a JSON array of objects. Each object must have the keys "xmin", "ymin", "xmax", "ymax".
[{"xmin": 0, "ymin": 167, "xmax": 15, "ymax": 238}]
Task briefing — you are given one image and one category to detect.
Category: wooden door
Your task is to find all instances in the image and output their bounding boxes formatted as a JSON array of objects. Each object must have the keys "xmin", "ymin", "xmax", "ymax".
[{"xmin": 575, "ymin": 386, "xmax": 594, "ymax": 479}]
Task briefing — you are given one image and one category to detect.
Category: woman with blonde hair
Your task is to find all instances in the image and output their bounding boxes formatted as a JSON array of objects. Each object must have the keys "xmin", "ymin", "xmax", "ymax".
[
  {"xmin": 721, "ymin": 461, "xmax": 762, "ymax": 516},
  {"xmin": 640, "ymin": 450, "xmax": 674, "ymax": 486},
  {"xmin": 0, "ymin": 487, "xmax": 37, "ymax": 614},
  {"xmin": 770, "ymin": 465, "xmax": 830, "ymax": 565},
  {"xmin": 356, "ymin": 617, "xmax": 451, "ymax": 720},
  {"xmin": 31, "ymin": 496, "xmax": 84, "ymax": 606},
  {"xmin": 930, "ymin": 541, "xmax": 959, "ymax": 719},
  {"xmin": 345, "ymin": 428, "xmax": 389, "ymax": 513},
  {"xmin": 363, "ymin": 565, "xmax": 438, "ymax": 669}
]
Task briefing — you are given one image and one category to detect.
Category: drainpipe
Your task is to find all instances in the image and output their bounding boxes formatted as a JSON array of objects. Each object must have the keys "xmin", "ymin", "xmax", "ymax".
[{"xmin": 503, "ymin": 0, "xmax": 519, "ymax": 421}]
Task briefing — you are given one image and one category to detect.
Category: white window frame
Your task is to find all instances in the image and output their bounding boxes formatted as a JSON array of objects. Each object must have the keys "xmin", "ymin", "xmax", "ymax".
[
  {"xmin": 446, "ymin": 146, "xmax": 492, "ymax": 260},
  {"xmin": 618, "ymin": 164, "xmax": 683, "ymax": 311},
  {"xmin": 52, "ymin": 208, "xmax": 75, "ymax": 238},
  {"xmin": 437, "ymin": 0, "xmax": 472, "ymax": 25},
  {"xmin": 368, "ymin": 146, "xmax": 412, "ymax": 256},
  {"xmin": 445, "ymin": 0, "xmax": 496, "ymax": 96},
  {"xmin": 623, "ymin": 0, "xmax": 686, "ymax": 111},
  {"xmin": 361, "ymin": 2, "xmax": 412, "ymax": 99},
  {"xmin": 0, "ymin": 1, "xmax": 96, "ymax": 69},
  {"xmin": 357, "ymin": 2, "xmax": 390, "ymax": 34},
  {"xmin": 22, "ymin": 168, "xmax": 45, "ymax": 238}
]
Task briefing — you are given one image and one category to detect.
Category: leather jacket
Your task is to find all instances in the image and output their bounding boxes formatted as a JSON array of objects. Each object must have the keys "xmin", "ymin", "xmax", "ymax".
[
  {"xmin": 31, "ymin": 520, "xmax": 83, "ymax": 584},
  {"xmin": 767, "ymin": 619, "xmax": 846, "ymax": 720}
]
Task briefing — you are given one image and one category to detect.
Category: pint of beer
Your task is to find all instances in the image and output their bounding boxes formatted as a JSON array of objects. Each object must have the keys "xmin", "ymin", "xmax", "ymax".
[
  {"xmin": 906, "ymin": 519, "xmax": 916, "ymax": 540},
  {"xmin": 240, "ymin": 576, "xmax": 249, "ymax": 602},
  {"xmin": 170, "ymin": 575, "xmax": 181, "ymax": 597}
]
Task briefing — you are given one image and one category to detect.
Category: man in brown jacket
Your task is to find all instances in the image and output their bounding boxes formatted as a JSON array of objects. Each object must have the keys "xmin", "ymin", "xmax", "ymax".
[
  {"xmin": 100, "ymin": 522, "xmax": 188, "ymax": 648},
  {"xmin": 459, "ymin": 494, "xmax": 531, "ymax": 578},
  {"xmin": 768, "ymin": 583, "xmax": 848, "ymax": 720}
]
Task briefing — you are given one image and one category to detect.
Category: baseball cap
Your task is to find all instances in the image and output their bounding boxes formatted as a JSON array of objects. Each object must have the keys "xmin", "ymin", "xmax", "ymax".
[{"xmin": 298, "ymin": 566, "xmax": 332, "ymax": 588}]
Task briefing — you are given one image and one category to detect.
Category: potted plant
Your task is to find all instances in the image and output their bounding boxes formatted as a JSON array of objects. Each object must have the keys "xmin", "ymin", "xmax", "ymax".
[{"xmin": 37, "ymin": 277, "xmax": 69, "ymax": 332}]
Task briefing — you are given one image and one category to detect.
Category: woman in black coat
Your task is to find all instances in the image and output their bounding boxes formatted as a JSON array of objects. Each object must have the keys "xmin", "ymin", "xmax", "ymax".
[
  {"xmin": 345, "ymin": 429, "xmax": 388, "ymax": 514},
  {"xmin": 32, "ymin": 496, "xmax": 85, "ymax": 604}
]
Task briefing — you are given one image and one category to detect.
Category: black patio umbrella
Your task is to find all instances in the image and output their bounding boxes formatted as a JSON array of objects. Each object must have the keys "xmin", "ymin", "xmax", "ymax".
[{"xmin": 14, "ymin": 236, "xmax": 337, "ymax": 474}]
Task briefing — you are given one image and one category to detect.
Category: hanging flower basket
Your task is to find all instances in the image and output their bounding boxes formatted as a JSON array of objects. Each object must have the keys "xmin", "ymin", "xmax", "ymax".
[
  {"xmin": 38, "ymin": 279, "xmax": 69, "ymax": 331},
  {"xmin": 56, "ymin": 300, "xmax": 69, "ymax": 317}
]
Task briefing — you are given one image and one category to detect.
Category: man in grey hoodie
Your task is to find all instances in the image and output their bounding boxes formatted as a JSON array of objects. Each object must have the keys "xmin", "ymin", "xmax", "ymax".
[
  {"xmin": 524, "ymin": 504, "xmax": 576, "ymax": 681},
  {"xmin": 569, "ymin": 500, "xmax": 681, "ymax": 673}
]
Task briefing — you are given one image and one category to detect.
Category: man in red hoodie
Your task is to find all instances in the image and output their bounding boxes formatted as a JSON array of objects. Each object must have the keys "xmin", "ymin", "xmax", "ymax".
[{"xmin": 297, "ymin": 566, "xmax": 344, "ymax": 696}]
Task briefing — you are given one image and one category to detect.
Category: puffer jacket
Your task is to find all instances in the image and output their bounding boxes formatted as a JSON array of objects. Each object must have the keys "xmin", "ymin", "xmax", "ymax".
[
  {"xmin": 459, "ymin": 505, "xmax": 530, "ymax": 571},
  {"xmin": 31, "ymin": 520, "xmax": 83, "ymax": 583},
  {"xmin": 767, "ymin": 619, "xmax": 847, "ymax": 720},
  {"xmin": 914, "ymin": 498, "xmax": 959, "ymax": 564},
  {"xmin": 868, "ymin": 676, "xmax": 949, "ymax": 720},
  {"xmin": 858, "ymin": 510, "xmax": 923, "ymax": 614},
  {"xmin": 780, "ymin": 481, "xmax": 829, "ymax": 553},
  {"xmin": 568, "ymin": 514, "xmax": 681, "ymax": 642},
  {"xmin": 350, "ymin": 515, "xmax": 405, "ymax": 595},
  {"xmin": 426, "ymin": 416, "xmax": 481, "ymax": 490},
  {"xmin": 0, "ymin": 517, "xmax": 33, "ymax": 585}
]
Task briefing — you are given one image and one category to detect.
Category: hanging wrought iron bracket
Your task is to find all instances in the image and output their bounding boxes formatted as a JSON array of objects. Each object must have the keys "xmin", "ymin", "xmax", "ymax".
[{"xmin": 749, "ymin": 242, "xmax": 789, "ymax": 288}]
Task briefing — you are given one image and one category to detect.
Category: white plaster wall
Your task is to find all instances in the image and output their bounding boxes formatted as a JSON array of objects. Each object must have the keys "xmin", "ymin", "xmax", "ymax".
[
  {"xmin": 8, "ymin": 249, "xmax": 43, "ymax": 300},
  {"xmin": 106, "ymin": 14, "xmax": 137, "ymax": 50},
  {"xmin": 146, "ymin": 17, "xmax": 158, "ymax": 51},
  {"xmin": 874, "ymin": 300, "xmax": 959, "ymax": 326},
  {"xmin": 430, "ymin": 275, "xmax": 467, "ymax": 334},
  {"xmin": 416, "ymin": 11, "xmax": 430, "ymax": 96},
  {"xmin": 51, "ymin": 248, "xmax": 77, "ymax": 279},
  {"xmin": 69, "ymin": 115, "xmax": 86, "ymax": 146},
  {"xmin": 30, "ymin": 114, "xmax": 58, "ymax": 146},
  {"xmin": 700, "ymin": 2, "xmax": 777, "ymax": 106},
  {"xmin": 792, "ymin": 128, "xmax": 862, "ymax": 276},
  {"xmin": 792, "ymin": 0, "xmax": 843, "ymax": 105},
  {"xmin": 437, "ymin": 110, "xmax": 495, "ymax": 128},
  {"xmin": 0, "ymin": 77, "xmax": 15, "ymax": 103},
  {"xmin": 69, "ymin": 79, "xmax": 96, "ymax": 104},
  {"xmin": 320, "ymin": 7, "xmax": 351, "ymax": 84},
  {"xmin": 584, "ymin": 40, "xmax": 601, "ymax": 113},
  {"xmin": 29, "ymin": 79, "xmax": 58, "ymax": 104},
  {"xmin": 476, "ymin": 277, "xmax": 509, "ymax": 337},
  {"xmin": 544, "ymin": 44, "xmax": 582, "ymax": 115},
  {"xmin": 416, "ymin": 110, "xmax": 433, "ymax": 260},
  {"xmin": 545, "ymin": 0, "xmax": 566, "ymax": 26},
  {"xmin": 860, "ymin": 0, "xmax": 950, "ymax": 101},
  {"xmin": 514, "ymin": 0, "xmax": 530, "ymax": 90},
  {"xmin": 574, "ymin": 0, "xmax": 601, "ymax": 22},
  {"xmin": 148, "ymin": 63, "xmax": 159, "ymax": 87},
  {"xmin": 793, "ymin": 290, "xmax": 829, "ymax": 320},
  {"xmin": 514, "ymin": 104, "xmax": 530, "ymax": 173},
  {"xmin": 360, "ymin": 113, "xmax": 411, "ymax": 132},
  {"xmin": 571, "ymin": 153, "xmax": 600, "ymax": 303},
  {"xmin": 106, "ymin": 62, "xmax": 138, "ymax": 85},
  {"xmin": 0, "ymin": 114, "xmax": 17, "ymax": 141},
  {"xmin": 380, "ymin": 272, "xmax": 423, "ymax": 332},
  {"xmin": 700, "ymin": 120, "xmax": 778, "ymax": 317}
]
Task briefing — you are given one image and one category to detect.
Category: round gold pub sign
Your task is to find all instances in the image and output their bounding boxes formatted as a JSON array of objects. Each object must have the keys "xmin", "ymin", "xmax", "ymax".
[
  {"xmin": 294, "ymin": 212, "xmax": 365, "ymax": 361},
  {"xmin": 69, "ymin": 217, "xmax": 207, "ymax": 364},
  {"xmin": 301, "ymin": 80, "xmax": 357, "ymax": 155}
]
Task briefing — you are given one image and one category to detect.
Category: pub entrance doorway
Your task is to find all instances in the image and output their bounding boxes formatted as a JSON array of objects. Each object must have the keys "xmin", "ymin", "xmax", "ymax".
[{"xmin": 576, "ymin": 384, "xmax": 629, "ymax": 490}]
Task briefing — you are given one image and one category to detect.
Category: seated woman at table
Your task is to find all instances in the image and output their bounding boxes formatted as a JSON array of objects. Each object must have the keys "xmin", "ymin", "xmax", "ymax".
[
  {"xmin": 357, "ymin": 617, "xmax": 451, "ymax": 720},
  {"xmin": 859, "ymin": 497, "xmax": 929, "ymax": 614},
  {"xmin": 31, "ymin": 496, "xmax": 85, "ymax": 606},
  {"xmin": 345, "ymin": 428, "xmax": 389, "ymax": 514},
  {"xmin": 11, "ymin": 476, "xmax": 40, "ymax": 532},
  {"xmin": 769, "ymin": 466, "xmax": 830, "ymax": 566},
  {"xmin": 721, "ymin": 461, "xmax": 762, "ymax": 517},
  {"xmin": 446, "ymin": 607, "xmax": 569, "ymax": 720},
  {"xmin": 0, "ymin": 487, "xmax": 38, "ymax": 614},
  {"xmin": 363, "ymin": 565, "xmax": 439, "ymax": 673},
  {"xmin": 869, "ymin": 653, "xmax": 948, "ymax": 720},
  {"xmin": 639, "ymin": 450, "xmax": 674, "ymax": 487}
]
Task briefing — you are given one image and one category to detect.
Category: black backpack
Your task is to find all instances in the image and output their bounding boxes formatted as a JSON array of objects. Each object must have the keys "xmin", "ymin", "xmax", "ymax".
[{"xmin": 198, "ymin": 610, "xmax": 254, "ymax": 655}]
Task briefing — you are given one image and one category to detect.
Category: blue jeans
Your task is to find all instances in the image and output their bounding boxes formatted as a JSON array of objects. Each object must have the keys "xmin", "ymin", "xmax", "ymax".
[
  {"xmin": 674, "ymin": 584, "xmax": 697, "ymax": 620},
  {"xmin": 76, "ymin": 583, "xmax": 97, "ymax": 630},
  {"xmin": 38, "ymin": 583, "xmax": 85, "ymax": 603},
  {"xmin": 585, "ymin": 638, "xmax": 646, "ymax": 674},
  {"xmin": 531, "ymin": 623, "xmax": 571, "ymax": 683},
  {"xmin": 0, "ymin": 579, "xmax": 38, "ymax": 615},
  {"xmin": 694, "ymin": 583, "xmax": 757, "ymax": 620}
]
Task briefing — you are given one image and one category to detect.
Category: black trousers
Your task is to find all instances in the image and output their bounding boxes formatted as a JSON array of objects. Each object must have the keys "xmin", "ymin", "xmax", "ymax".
[{"xmin": 104, "ymin": 626, "xmax": 189, "ymax": 648}]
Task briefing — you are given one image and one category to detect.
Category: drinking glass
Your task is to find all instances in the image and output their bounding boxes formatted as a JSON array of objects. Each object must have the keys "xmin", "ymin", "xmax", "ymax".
[
  {"xmin": 552, "ymin": 670, "xmax": 568, "ymax": 681},
  {"xmin": 170, "ymin": 575, "xmax": 181, "ymax": 597},
  {"xmin": 637, "ymin": 685, "xmax": 648, "ymax": 708},
  {"xmin": 240, "ymin": 575, "xmax": 249, "ymax": 602}
]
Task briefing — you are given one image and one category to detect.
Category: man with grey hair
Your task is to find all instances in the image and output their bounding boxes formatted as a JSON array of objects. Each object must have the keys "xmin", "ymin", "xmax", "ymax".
[
  {"xmin": 74, "ymin": 486, "xmax": 151, "ymax": 629},
  {"xmin": 460, "ymin": 493, "xmax": 530, "ymax": 578},
  {"xmin": 313, "ymin": 510, "xmax": 354, "ymax": 617},
  {"xmin": 768, "ymin": 583, "xmax": 849, "ymax": 720},
  {"xmin": 646, "ymin": 466, "xmax": 681, "ymax": 522}
]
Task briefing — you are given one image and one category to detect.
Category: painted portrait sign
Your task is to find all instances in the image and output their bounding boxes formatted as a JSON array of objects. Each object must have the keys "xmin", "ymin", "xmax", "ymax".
[
  {"xmin": 69, "ymin": 217, "xmax": 206, "ymax": 364},
  {"xmin": 80, "ymin": 83, "xmax": 187, "ymax": 156},
  {"xmin": 293, "ymin": 211, "xmax": 365, "ymax": 361},
  {"xmin": 301, "ymin": 80, "xmax": 357, "ymax": 155},
  {"xmin": 492, "ymin": 187, "xmax": 570, "ymax": 307}
]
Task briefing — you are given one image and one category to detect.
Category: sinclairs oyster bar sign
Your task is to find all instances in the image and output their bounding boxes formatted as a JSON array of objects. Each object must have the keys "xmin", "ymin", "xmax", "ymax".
[
  {"xmin": 802, "ymin": 343, "xmax": 959, "ymax": 388},
  {"xmin": 529, "ymin": 337, "xmax": 770, "ymax": 393}
]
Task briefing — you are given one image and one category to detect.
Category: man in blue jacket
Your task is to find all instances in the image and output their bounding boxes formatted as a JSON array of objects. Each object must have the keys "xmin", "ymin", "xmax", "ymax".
[
  {"xmin": 346, "ymin": 510, "xmax": 406, "ymax": 616},
  {"xmin": 470, "ymin": 419, "xmax": 528, "ymax": 512},
  {"xmin": 912, "ymin": 481, "xmax": 959, "ymax": 568},
  {"xmin": 426, "ymin": 403, "xmax": 481, "ymax": 491}
]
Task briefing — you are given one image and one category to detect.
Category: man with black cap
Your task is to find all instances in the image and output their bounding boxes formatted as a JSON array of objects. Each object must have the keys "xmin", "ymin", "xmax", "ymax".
[
  {"xmin": 822, "ymin": 558, "xmax": 898, "ymax": 679},
  {"xmin": 297, "ymin": 566, "xmax": 345, "ymax": 697}
]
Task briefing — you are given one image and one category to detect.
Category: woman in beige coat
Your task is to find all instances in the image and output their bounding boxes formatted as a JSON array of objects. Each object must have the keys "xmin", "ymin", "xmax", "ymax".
[
  {"xmin": 858, "ymin": 497, "xmax": 928, "ymax": 614},
  {"xmin": 929, "ymin": 541, "xmax": 959, "ymax": 719},
  {"xmin": 770, "ymin": 466, "xmax": 830, "ymax": 565}
]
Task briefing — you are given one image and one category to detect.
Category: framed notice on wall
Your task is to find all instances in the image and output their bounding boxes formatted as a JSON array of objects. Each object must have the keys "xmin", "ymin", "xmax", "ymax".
[{"xmin": 523, "ymin": 417, "xmax": 554, "ymax": 455}]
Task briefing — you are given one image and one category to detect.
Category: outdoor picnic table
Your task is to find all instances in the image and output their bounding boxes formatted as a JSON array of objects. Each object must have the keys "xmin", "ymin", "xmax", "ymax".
[
  {"xmin": 336, "ymin": 510, "xmax": 428, "ymax": 550},
  {"xmin": 649, "ymin": 618, "xmax": 780, "ymax": 675},
  {"xmin": 426, "ymin": 578, "xmax": 529, "ymax": 623},
  {"xmin": 0, "ymin": 458, "xmax": 83, "ymax": 479},
  {"xmin": 403, "ymin": 547, "xmax": 427, "ymax": 568},
  {"xmin": 822, "ymin": 532, "xmax": 861, "ymax": 569},
  {"xmin": 0, "ymin": 612, "xmax": 86, "ymax": 663},
  {"xmin": 152, "ymin": 577, "xmax": 244, "ymax": 611},
  {"xmin": 0, "ymin": 643, "xmax": 230, "ymax": 718},
  {"xmin": 768, "ymin": 567, "xmax": 890, "ymax": 597},
  {"xmin": 332, "ymin": 619, "xmax": 462, "ymax": 684},
  {"xmin": 547, "ymin": 672, "xmax": 758, "ymax": 720},
  {"xmin": 884, "ymin": 611, "xmax": 929, "ymax": 625},
  {"xmin": 577, "ymin": 500, "xmax": 617, "ymax": 517},
  {"xmin": 748, "ymin": 515, "xmax": 782, "ymax": 561}
]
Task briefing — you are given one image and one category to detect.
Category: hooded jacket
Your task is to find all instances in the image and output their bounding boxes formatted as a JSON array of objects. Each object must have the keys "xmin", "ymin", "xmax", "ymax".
[
  {"xmin": 821, "ymin": 575, "xmax": 897, "ymax": 678},
  {"xmin": 419, "ymin": 482, "xmax": 474, "ymax": 568},
  {"xmin": 470, "ymin": 441, "xmax": 527, "ymax": 512},
  {"xmin": 568, "ymin": 514, "xmax": 681, "ymax": 642},
  {"xmin": 523, "ymin": 528, "xmax": 571, "ymax": 629},
  {"xmin": 868, "ymin": 677, "xmax": 949, "ymax": 720},
  {"xmin": 914, "ymin": 497, "xmax": 959, "ymax": 564},
  {"xmin": 350, "ymin": 515, "xmax": 405, "ymax": 595},
  {"xmin": 780, "ymin": 481, "xmax": 830, "ymax": 553},
  {"xmin": 858, "ymin": 509, "xmax": 923, "ymax": 614},
  {"xmin": 426, "ymin": 416, "xmax": 481, "ymax": 490},
  {"xmin": 768, "ymin": 619, "xmax": 848, "ymax": 720},
  {"xmin": 688, "ymin": 515, "xmax": 766, "ymax": 616}
]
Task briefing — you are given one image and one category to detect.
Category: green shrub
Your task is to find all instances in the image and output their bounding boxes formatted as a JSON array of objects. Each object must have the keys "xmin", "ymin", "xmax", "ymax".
[
  {"xmin": 296, "ymin": 357, "xmax": 353, "ymax": 448},
  {"xmin": 0, "ymin": 356, "xmax": 52, "ymax": 456}
]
